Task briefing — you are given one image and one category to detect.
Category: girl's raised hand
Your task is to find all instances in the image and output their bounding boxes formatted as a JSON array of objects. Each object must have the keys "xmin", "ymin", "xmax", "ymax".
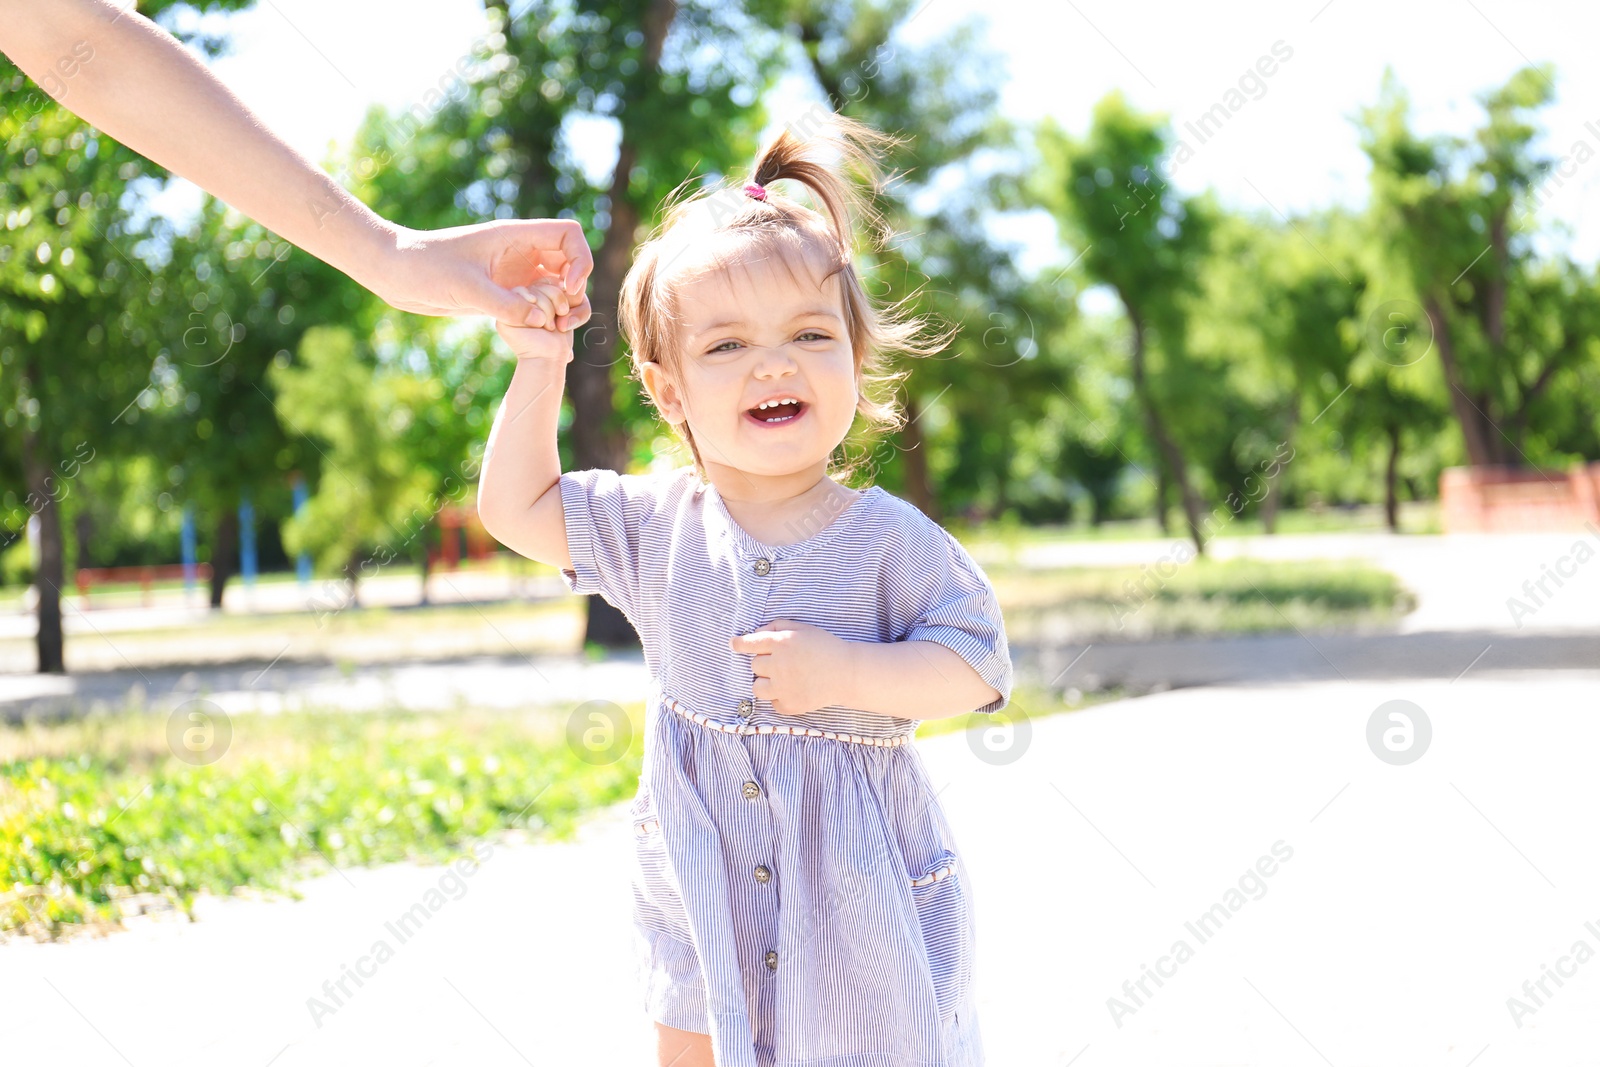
[{"xmin": 495, "ymin": 280, "xmax": 576, "ymax": 362}]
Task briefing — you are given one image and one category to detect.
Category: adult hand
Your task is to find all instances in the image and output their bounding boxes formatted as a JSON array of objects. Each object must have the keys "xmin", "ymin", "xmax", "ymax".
[
  {"xmin": 729, "ymin": 619, "xmax": 855, "ymax": 717},
  {"xmin": 380, "ymin": 219, "xmax": 594, "ymax": 330}
]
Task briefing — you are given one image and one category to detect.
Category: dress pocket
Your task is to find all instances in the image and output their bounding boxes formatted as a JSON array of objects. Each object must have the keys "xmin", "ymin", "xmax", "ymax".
[
  {"xmin": 908, "ymin": 848, "xmax": 977, "ymax": 1023},
  {"xmin": 629, "ymin": 791, "xmax": 692, "ymax": 942}
]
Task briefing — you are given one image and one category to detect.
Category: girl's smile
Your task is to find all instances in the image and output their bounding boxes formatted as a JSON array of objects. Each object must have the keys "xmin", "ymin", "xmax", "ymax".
[{"xmin": 743, "ymin": 397, "xmax": 808, "ymax": 427}]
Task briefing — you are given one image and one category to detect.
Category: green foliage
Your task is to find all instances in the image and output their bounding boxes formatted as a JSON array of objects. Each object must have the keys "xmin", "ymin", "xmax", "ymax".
[
  {"xmin": 0, "ymin": 705, "xmax": 640, "ymax": 940},
  {"xmin": 8, "ymin": 0, "xmax": 1600, "ymax": 674},
  {"xmin": 267, "ymin": 326, "xmax": 438, "ymax": 577},
  {"xmin": 1357, "ymin": 63, "xmax": 1600, "ymax": 467}
]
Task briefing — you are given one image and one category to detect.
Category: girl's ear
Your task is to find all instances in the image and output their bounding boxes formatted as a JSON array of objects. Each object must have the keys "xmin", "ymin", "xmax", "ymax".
[{"xmin": 641, "ymin": 360, "xmax": 687, "ymax": 424}]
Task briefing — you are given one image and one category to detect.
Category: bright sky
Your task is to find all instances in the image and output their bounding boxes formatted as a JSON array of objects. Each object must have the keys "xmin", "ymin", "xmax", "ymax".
[{"xmin": 157, "ymin": 0, "xmax": 1600, "ymax": 275}]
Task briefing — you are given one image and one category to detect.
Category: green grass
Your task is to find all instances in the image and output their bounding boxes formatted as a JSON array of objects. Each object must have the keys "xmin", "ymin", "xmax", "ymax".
[
  {"xmin": 2, "ymin": 683, "xmax": 1134, "ymax": 943},
  {"xmin": 987, "ymin": 557, "xmax": 1416, "ymax": 642},
  {"xmin": 0, "ymin": 702, "xmax": 641, "ymax": 942},
  {"xmin": 959, "ymin": 500, "xmax": 1441, "ymax": 553}
]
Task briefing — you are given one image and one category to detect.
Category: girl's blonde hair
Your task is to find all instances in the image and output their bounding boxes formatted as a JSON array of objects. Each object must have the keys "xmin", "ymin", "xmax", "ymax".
[{"xmin": 617, "ymin": 113, "xmax": 949, "ymax": 485}]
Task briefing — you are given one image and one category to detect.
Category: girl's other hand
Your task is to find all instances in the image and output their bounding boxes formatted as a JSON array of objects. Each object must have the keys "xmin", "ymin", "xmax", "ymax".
[{"xmin": 729, "ymin": 619, "xmax": 854, "ymax": 717}]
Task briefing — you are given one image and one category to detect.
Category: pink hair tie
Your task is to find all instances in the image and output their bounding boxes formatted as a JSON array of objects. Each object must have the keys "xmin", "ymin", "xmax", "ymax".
[{"xmin": 744, "ymin": 182, "xmax": 767, "ymax": 201}]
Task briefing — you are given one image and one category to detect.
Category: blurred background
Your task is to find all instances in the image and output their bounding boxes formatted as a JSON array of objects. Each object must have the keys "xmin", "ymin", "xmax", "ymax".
[{"xmin": 4, "ymin": 1, "xmax": 1600, "ymax": 1064}]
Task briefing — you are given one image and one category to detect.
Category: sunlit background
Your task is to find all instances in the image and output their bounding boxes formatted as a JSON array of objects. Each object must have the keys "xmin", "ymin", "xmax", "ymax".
[{"xmin": 4, "ymin": 1, "xmax": 1599, "ymax": 1064}]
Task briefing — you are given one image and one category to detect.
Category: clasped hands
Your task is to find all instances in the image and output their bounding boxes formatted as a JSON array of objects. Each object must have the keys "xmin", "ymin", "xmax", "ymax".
[
  {"xmin": 729, "ymin": 620, "xmax": 858, "ymax": 718},
  {"xmin": 494, "ymin": 261, "xmax": 587, "ymax": 361}
]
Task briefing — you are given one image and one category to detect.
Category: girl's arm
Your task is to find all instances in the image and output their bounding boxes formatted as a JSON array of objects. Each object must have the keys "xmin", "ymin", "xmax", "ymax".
[
  {"xmin": 0, "ymin": 0, "xmax": 590, "ymax": 328},
  {"xmin": 844, "ymin": 640, "xmax": 1004, "ymax": 721},
  {"xmin": 733, "ymin": 622, "xmax": 1004, "ymax": 720},
  {"xmin": 476, "ymin": 288, "xmax": 575, "ymax": 570}
]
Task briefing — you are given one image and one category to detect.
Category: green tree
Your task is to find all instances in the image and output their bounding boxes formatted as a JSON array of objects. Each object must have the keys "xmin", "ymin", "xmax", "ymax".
[
  {"xmin": 266, "ymin": 325, "xmax": 436, "ymax": 608},
  {"xmin": 1026, "ymin": 93, "xmax": 1216, "ymax": 552},
  {"xmin": 1359, "ymin": 65, "xmax": 1600, "ymax": 468},
  {"xmin": 1190, "ymin": 210, "xmax": 1368, "ymax": 531},
  {"xmin": 789, "ymin": 0, "xmax": 1068, "ymax": 522},
  {"xmin": 1, "ymin": 0, "xmax": 256, "ymax": 672},
  {"xmin": 143, "ymin": 197, "xmax": 322, "ymax": 607},
  {"xmin": 1, "ymin": 79, "xmax": 167, "ymax": 672}
]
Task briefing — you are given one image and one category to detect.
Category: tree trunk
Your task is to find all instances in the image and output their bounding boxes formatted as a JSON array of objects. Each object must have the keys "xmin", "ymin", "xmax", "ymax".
[
  {"xmin": 899, "ymin": 392, "xmax": 939, "ymax": 521},
  {"xmin": 418, "ymin": 530, "xmax": 432, "ymax": 607},
  {"xmin": 209, "ymin": 508, "xmax": 237, "ymax": 610},
  {"xmin": 1090, "ymin": 489, "xmax": 1112, "ymax": 526},
  {"xmin": 565, "ymin": 0, "xmax": 677, "ymax": 652},
  {"xmin": 342, "ymin": 547, "xmax": 363, "ymax": 611},
  {"xmin": 1384, "ymin": 422, "xmax": 1402, "ymax": 532},
  {"xmin": 1485, "ymin": 208, "xmax": 1507, "ymax": 350},
  {"xmin": 1261, "ymin": 401, "xmax": 1299, "ymax": 535},
  {"xmin": 21, "ymin": 423, "xmax": 66, "ymax": 674},
  {"xmin": 1154, "ymin": 459, "xmax": 1169, "ymax": 535},
  {"xmin": 1126, "ymin": 306, "xmax": 1205, "ymax": 553},
  {"xmin": 74, "ymin": 505, "xmax": 95, "ymax": 571},
  {"xmin": 1424, "ymin": 293, "xmax": 1500, "ymax": 467}
]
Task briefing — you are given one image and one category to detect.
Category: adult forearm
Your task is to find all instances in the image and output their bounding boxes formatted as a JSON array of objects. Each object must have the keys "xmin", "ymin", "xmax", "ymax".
[
  {"xmin": 843, "ymin": 640, "xmax": 1002, "ymax": 721},
  {"xmin": 1, "ymin": 0, "xmax": 396, "ymax": 289},
  {"xmin": 478, "ymin": 356, "xmax": 566, "ymax": 526}
]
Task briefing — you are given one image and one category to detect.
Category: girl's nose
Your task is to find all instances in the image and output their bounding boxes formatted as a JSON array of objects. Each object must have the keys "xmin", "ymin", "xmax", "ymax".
[{"xmin": 752, "ymin": 341, "xmax": 799, "ymax": 376}]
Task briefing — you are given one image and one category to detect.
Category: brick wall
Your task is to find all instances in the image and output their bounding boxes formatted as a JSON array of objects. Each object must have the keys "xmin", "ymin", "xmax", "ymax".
[{"xmin": 1440, "ymin": 463, "xmax": 1600, "ymax": 533}]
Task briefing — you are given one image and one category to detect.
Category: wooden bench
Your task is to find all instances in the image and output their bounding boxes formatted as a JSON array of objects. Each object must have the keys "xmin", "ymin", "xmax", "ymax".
[{"xmin": 74, "ymin": 563, "xmax": 213, "ymax": 608}]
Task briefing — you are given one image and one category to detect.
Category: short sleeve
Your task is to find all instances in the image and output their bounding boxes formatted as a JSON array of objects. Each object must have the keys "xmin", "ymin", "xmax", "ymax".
[
  {"xmin": 557, "ymin": 467, "xmax": 658, "ymax": 622},
  {"xmin": 899, "ymin": 525, "xmax": 1014, "ymax": 715}
]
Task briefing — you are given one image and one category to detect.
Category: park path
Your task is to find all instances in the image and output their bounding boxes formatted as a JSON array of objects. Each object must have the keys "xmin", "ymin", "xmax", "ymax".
[
  {"xmin": 978, "ymin": 528, "xmax": 1600, "ymax": 633},
  {"xmin": 6, "ymin": 528, "xmax": 1599, "ymax": 720},
  {"xmin": 7, "ymin": 672, "xmax": 1600, "ymax": 1066},
  {"xmin": 8, "ymin": 528, "xmax": 1598, "ymax": 644}
]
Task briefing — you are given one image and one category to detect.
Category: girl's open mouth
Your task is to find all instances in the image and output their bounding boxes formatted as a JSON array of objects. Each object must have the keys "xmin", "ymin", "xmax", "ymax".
[{"xmin": 744, "ymin": 400, "xmax": 808, "ymax": 427}]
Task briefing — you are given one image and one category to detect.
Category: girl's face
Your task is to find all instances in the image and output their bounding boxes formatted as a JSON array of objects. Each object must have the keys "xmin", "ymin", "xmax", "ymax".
[{"xmin": 642, "ymin": 248, "xmax": 859, "ymax": 485}]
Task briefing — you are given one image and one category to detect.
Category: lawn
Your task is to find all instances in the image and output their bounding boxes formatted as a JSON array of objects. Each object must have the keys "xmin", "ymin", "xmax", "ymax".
[
  {"xmin": 0, "ymin": 701, "xmax": 639, "ymax": 943},
  {"xmin": 0, "ymin": 542, "xmax": 1417, "ymax": 940},
  {"xmin": 987, "ymin": 556, "xmax": 1416, "ymax": 643},
  {"xmin": 1, "ymin": 681, "xmax": 1103, "ymax": 942},
  {"xmin": 955, "ymin": 499, "xmax": 1441, "ymax": 550}
]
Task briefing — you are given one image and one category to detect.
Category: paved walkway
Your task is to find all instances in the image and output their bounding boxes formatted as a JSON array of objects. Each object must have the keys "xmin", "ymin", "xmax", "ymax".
[
  {"xmin": 979, "ymin": 528, "xmax": 1600, "ymax": 634},
  {"xmin": 7, "ymin": 674, "xmax": 1599, "ymax": 1065},
  {"xmin": 9, "ymin": 525, "xmax": 1600, "ymax": 720}
]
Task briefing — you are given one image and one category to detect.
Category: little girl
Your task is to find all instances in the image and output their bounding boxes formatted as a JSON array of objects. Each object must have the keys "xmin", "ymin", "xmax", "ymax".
[{"xmin": 476, "ymin": 116, "xmax": 1014, "ymax": 1067}]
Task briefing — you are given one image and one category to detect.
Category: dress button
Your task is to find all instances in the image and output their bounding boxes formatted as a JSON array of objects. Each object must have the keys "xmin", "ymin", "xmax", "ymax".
[
  {"xmin": 742, "ymin": 780, "xmax": 760, "ymax": 799},
  {"xmin": 754, "ymin": 864, "xmax": 771, "ymax": 883},
  {"xmin": 754, "ymin": 557, "xmax": 771, "ymax": 576},
  {"xmin": 737, "ymin": 698, "xmax": 754, "ymax": 716},
  {"xmin": 765, "ymin": 950, "xmax": 779, "ymax": 971}
]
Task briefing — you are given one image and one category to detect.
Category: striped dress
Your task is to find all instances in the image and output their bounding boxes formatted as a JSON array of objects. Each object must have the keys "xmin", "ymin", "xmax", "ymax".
[{"xmin": 557, "ymin": 464, "xmax": 1014, "ymax": 1067}]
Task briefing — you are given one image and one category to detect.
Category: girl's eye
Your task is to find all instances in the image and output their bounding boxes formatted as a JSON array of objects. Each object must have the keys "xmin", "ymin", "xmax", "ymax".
[
  {"xmin": 707, "ymin": 340, "xmax": 743, "ymax": 354},
  {"xmin": 797, "ymin": 331, "xmax": 830, "ymax": 342}
]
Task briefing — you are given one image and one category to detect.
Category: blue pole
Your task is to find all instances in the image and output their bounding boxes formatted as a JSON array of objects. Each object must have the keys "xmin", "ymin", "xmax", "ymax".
[
  {"xmin": 181, "ymin": 503, "xmax": 197, "ymax": 598},
  {"xmin": 292, "ymin": 475, "xmax": 311, "ymax": 586},
  {"xmin": 239, "ymin": 493, "xmax": 257, "ymax": 589}
]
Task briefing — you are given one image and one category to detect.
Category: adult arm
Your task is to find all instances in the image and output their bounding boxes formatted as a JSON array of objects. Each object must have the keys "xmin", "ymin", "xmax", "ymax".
[{"xmin": 0, "ymin": 0, "xmax": 590, "ymax": 327}]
